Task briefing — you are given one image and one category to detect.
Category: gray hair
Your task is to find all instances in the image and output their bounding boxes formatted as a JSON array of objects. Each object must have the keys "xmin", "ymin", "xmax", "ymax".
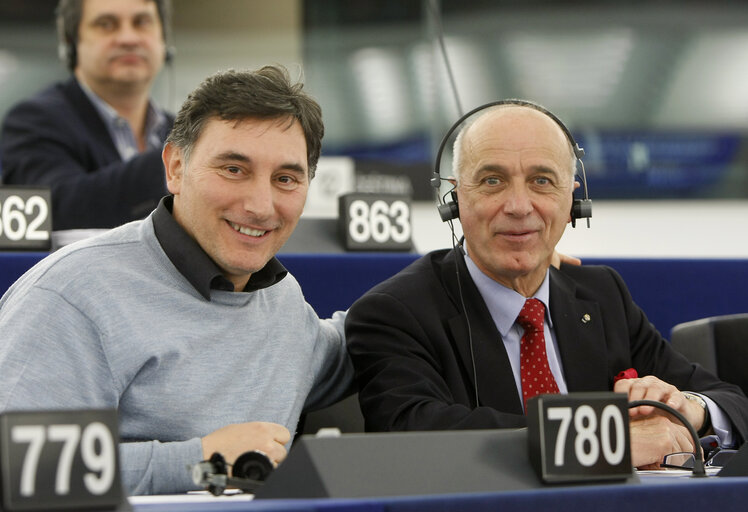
[{"xmin": 452, "ymin": 102, "xmax": 577, "ymax": 184}]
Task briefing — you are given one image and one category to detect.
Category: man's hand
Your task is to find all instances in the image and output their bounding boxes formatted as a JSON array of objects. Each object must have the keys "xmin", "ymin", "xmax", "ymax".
[
  {"xmin": 614, "ymin": 375, "xmax": 707, "ymax": 433},
  {"xmin": 552, "ymin": 251, "xmax": 581, "ymax": 269},
  {"xmin": 201, "ymin": 422, "xmax": 291, "ymax": 472},
  {"xmin": 629, "ymin": 415, "xmax": 696, "ymax": 468}
]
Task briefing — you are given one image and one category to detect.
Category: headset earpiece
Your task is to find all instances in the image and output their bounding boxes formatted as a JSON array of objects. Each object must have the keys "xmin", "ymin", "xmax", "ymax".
[
  {"xmin": 190, "ymin": 452, "xmax": 230, "ymax": 496},
  {"xmin": 232, "ymin": 450, "xmax": 274, "ymax": 481},
  {"xmin": 433, "ymin": 99, "xmax": 592, "ymax": 227},
  {"xmin": 62, "ymin": 43, "xmax": 174, "ymax": 69},
  {"xmin": 437, "ymin": 190, "xmax": 459, "ymax": 221},
  {"xmin": 571, "ymin": 198, "xmax": 593, "ymax": 228},
  {"xmin": 190, "ymin": 450, "xmax": 274, "ymax": 496},
  {"xmin": 165, "ymin": 46, "xmax": 176, "ymax": 65},
  {"xmin": 59, "ymin": 36, "xmax": 76, "ymax": 71},
  {"xmin": 570, "ymin": 153, "xmax": 592, "ymax": 228}
]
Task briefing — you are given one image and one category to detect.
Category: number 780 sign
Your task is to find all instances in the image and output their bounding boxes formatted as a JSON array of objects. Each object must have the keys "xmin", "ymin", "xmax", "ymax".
[{"xmin": 527, "ymin": 392, "xmax": 633, "ymax": 484}]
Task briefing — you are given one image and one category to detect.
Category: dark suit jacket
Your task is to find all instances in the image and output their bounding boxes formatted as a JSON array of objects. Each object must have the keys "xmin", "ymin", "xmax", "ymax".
[
  {"xmin": 0, "ymin": 78, "xmax": 173, "ymax": 230},
  {"xmin": 346, "ymin": 248, "xmax": 748, "ymax": 443}
]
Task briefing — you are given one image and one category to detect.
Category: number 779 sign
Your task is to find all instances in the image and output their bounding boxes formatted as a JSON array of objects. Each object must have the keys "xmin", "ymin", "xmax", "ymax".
[{"xmin": 0, "ymin": 409, "xmax": 124, "ymax": 511}]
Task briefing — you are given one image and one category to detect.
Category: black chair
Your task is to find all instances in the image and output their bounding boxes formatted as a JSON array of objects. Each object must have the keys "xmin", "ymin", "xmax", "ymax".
[
  {"xmin": 670, "ymin": 313, "xmax": 748, "ymax": 396},
  {"xmin": 299, "ymin": 393, "xmax": 365, "ymax": 436}
]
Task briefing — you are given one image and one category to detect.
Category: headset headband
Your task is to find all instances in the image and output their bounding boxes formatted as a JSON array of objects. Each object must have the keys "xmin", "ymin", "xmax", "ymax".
[{"xmin": 430, "ymin": 99, "xmax": 592, "ymax": 227}]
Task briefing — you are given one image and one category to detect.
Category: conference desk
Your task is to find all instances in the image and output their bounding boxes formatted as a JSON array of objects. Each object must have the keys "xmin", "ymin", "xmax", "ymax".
[
  {"xmin": 3, "ymin": 252, "xmax": 748, "ymax": 510},
  {"xmin": 3, "ymin": 251, "xmax": 748, "ymax": 337},
  {"xmin": 128, "ymin": 474, "xmax": 748, "ymax": 512}
]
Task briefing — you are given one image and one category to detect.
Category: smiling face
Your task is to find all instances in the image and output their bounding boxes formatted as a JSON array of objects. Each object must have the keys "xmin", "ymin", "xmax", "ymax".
[
  {"xmin": 74, "ymin": 0, "xmax": 165, "ymax": 92},
  {"xmin": 455, "ymin": 106, "xmax": 575, "ymax": 296},
  {"xmin": 164, "ymin": 116, "xmax": 309, "ymax": 290}
]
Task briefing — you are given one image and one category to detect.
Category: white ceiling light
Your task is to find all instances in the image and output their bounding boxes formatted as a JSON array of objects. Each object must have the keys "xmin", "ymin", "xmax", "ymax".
[
  {"xmin": 349, "ymin": 47, "xmax": 413, "ymax": 141},
  {"xmin": 504, "ymin": 29, "xmax": 634, "ymax": 109}
]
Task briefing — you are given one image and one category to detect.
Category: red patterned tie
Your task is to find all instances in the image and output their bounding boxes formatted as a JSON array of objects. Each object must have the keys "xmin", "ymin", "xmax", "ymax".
[{"xmin": 517, "ymin": 298, "xmax": 559, "ymax": 411}]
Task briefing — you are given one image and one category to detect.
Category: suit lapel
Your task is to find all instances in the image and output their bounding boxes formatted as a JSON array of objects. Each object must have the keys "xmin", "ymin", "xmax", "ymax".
[
  {"xmin": 440, "ymin": 249, "xmax": 524, "ymax": 414},
  {"xmin": 549, "ymin": 268, "xmax": 610, "ymax": 392}
]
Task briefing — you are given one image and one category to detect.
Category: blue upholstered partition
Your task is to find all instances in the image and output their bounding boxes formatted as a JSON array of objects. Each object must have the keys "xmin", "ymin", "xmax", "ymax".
[
  {"xmin": 584, "ymin": 257, "xmax": 748, "ymax": 340},
  {"xmin": 2, "ymin": 252, "xmax": 748, "ymax": 339},
  {"xmin": 0, "ymin": 252, "xmax": 47, "ymax": 298},
  {"xmin": 277, "ymin": 253, "xmax": 748, "ymax": 339}
]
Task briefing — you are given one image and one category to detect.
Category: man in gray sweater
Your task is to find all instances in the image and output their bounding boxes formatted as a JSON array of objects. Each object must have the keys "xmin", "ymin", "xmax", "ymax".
[{"xmin": 0, "ymin": 66, "xmax": 353, "ymax": 495}]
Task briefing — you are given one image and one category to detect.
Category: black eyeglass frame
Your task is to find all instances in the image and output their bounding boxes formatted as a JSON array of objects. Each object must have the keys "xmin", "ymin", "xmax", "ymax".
[{"xmin": 661, "ymin": 448, "xmax": 738, "ymax": 470}]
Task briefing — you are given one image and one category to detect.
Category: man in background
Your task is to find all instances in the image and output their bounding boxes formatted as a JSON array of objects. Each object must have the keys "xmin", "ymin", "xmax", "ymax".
[
  {"xmin": 0, "ymin": 65, "xmax": 353, "ymax": 495},
  {"xmin": 346, "ymin": 101, "xmax": 748, "ymax": 468},
  {"xmin": 0, "ymin": 0, "xmax": 173, "ymax": 230}
]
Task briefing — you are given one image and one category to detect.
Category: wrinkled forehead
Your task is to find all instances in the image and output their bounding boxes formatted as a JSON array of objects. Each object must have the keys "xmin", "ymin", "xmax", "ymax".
[
  {"xmin": 459, "ymin": 106, "xmax": 576, "ymax": 177},
  {"xmin": 467, "ymin": 106, "xmax": 572, "ymax": 153}
]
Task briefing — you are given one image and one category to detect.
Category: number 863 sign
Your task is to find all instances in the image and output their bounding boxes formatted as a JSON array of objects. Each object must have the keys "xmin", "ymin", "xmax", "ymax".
[{"xmin": 338, "ymin": 193, "xmax": 413, "ymax": 251}]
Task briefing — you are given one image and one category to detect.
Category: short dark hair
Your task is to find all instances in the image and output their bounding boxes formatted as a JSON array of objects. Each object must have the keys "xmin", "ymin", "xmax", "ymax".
[
  {"xmin": 56, "ymin": 0, "xmax": 172, "ymax": 71},
  {"xmin": 166, "ymin": 66, "xmax": 324, "ymax": 179}
]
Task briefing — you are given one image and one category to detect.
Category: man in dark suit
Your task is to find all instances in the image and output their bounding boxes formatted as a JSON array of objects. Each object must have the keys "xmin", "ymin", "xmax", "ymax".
[
  {"xmin": 346, "ymin": 101, "xmax": 748, "ymax": 468},
  {"xmin": 0, "ymin": 0, "xmax": 173, "ymax": 230}
]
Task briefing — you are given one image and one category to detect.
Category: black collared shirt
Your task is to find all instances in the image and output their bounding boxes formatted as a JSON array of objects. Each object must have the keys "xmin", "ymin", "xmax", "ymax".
[{"xmin": 152, "ymin": 196, "xmax": 287, "ymax": 300}]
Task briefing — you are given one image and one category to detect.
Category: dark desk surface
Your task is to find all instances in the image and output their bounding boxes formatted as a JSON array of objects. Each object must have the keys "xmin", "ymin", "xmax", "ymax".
[{"xmin": 129, "ymin": 475, "xmax": 748, "ymax": 512}]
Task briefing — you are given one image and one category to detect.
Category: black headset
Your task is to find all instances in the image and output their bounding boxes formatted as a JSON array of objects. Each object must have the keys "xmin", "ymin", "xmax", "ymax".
[
  {"xmin": 430, "ymin": 99, "xmax": 592, "ymax": 227},
  {"xmin": 59, "ymin": 42, "xmax": 175, "ymax": 72},
  {"xmin": 190, "ymin": 450, "xmax": 274, "ymax": 496},
  {"xmin": 57, "ymin": 0, "xmax": 174, "ymax": 71}
]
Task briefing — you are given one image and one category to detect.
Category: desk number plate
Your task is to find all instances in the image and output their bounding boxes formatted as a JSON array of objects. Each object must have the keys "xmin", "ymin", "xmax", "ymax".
[
  {"xmin": 527, "ymin": 392, "xmax": 632, "ymax": 483},
  {"xmin": 338, "ymin": 193, "xmax": 413, "ymax": 251},
  {"xmin": 0, "ymin": 409, "xmax": 124, "ymax": 511},
  {"xmin": 0, "ymin": 187, "xmax": 52, "ymax": 250}
]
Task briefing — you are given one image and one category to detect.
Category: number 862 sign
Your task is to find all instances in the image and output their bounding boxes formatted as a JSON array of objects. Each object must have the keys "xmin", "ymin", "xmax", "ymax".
[
  {"xmin": 527, "ymin": 392, "xmax": 633, "ymax": 484},
  {"xmin": 0, "ymin": 187, "xmax": 52, "ymax": 250},
  {"xmin": 338, "ymin": 193, "xmax": 413, "ymax": 251}
]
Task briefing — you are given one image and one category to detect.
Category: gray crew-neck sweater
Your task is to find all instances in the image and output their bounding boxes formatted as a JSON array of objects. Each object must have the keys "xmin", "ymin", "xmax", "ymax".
[{"xmin": 0, "ymin": 215, "xmax": 352, "ymax": 494}]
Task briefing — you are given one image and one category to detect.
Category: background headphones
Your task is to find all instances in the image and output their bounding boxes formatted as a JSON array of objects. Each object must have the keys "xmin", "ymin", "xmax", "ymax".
[
  {"xmin": 190, "ymin": 450, "xmax": 274, "ymax": 496},
  {"xmin": 430, "ymin": 99, "xmax": 592, "ymax": 228},
  {"xmin": 56, "ymin": 0, "xmax": 174, "ymax": 71},
  {"xmin": 58, "ymin": 42, "xmax": 175, "ymax": 72}
]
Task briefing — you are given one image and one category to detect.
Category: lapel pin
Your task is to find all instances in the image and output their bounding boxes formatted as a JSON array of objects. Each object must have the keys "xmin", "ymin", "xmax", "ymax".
[{"xmin": 581, "ymin": 313, "xmax": 591, "ymax": 324}]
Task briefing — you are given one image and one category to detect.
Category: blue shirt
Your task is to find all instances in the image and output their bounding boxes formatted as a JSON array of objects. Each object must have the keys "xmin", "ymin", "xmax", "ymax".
[
  {"xmin": 464, "ymin": 253, "xmax": 567, "ymax": 408},
  {"xmin": 78, "ymin": 79, "xmax": 167, "ymax": 161}
]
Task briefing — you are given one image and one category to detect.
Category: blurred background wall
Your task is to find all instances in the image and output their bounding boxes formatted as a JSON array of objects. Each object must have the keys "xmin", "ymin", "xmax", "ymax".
[{"xmin": 2, "ymin": 0, "xmax": 748, "ymax": 257}]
